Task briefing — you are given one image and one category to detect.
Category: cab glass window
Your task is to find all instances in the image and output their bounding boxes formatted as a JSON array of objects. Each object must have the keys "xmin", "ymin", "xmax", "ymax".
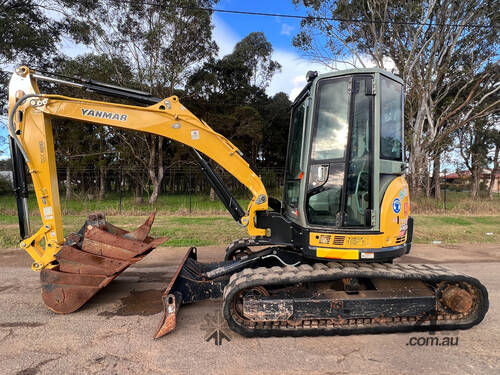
[
  {"xmin": 311, "ymin": 77, "xmax": 350, "ymax": 161},
  {"xmin": 380, "ymin": 76, "xmax": 403, "ymax": 160},
  {"xmin": 284, "ymin": 99, "xmax": 307, "ymax": 212},
  {"xmin": 287, "ymin": 101, "xmax": 306, "ymax": 179}
]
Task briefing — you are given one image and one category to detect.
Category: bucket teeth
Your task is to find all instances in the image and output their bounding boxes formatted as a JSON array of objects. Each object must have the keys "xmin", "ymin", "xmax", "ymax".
[
  {"xmin": 104, "ymin": 211, "xmax": 157, "ymax": 242},
  {"xmin": 124, "ymin": 211, "xmax": 156, "ymax": 241},
  {"xmin": 40, "ymin": 212, "xmax": 168, "ymax": 314}
]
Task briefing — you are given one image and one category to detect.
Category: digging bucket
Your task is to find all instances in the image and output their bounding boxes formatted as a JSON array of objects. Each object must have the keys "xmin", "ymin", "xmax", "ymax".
[{"xmin": 40, "ymin": 212, "xmax": 168, "ymax": 313}]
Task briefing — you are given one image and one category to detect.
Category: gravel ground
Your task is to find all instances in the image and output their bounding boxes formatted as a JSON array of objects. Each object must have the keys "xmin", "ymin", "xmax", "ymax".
[{"xmin": 0, "ymin": 243, "xmax": 499, "ymax": 375}]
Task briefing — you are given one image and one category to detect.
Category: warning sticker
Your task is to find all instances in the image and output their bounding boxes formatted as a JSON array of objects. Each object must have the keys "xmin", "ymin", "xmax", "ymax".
[
  {"xmin": 43, "ymin": 206, "xmax": 53, "ymax": 220},
  {"xmin": 191, "ymin": 130, "xmax": 200, "ymax": 140}
]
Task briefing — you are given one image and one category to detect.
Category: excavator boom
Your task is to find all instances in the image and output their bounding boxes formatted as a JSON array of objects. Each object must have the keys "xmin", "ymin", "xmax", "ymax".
[
  {"xmin": 7, "ymin": 66, "xmax": 272, "ymax": 333},
  {"xmin": 8, "ymin": 66, "xmax": 268, "ymax": 271}
]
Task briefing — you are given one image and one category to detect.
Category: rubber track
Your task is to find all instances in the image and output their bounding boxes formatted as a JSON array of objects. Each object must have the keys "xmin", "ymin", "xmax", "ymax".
[{"xmin": 222, "ymin": 262, "xmax": 489, "ymax": 337}]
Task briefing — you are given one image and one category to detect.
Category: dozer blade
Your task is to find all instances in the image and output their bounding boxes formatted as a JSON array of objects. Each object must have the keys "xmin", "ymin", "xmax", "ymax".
[
  {"xmin": 154, "ymin": 248, "xmax": 195, "ymax": 338},
  {"xmin": 154, "ymin": 247, "xmax": 229, "ymax": 339},
  {"xmin": 40, "ymin": 212, "xmax": 168, "ymax": 314}
]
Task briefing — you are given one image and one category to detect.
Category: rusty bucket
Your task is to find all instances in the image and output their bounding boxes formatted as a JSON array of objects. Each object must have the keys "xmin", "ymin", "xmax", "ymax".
[{"xmin": 40, "ymin": 212, "xmax": 168, "ymax": 314}]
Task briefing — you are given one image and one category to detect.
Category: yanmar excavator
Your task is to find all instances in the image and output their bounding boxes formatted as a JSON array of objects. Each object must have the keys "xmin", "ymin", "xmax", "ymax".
[{"xmin": 7, "ymin": 66, "xmax": 488, "ymax": 339}]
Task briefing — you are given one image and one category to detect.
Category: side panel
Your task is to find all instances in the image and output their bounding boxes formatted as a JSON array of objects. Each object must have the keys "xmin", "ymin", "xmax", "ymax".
[{"xmin": 379, "ymin": 176, "xmax": 410, "ymax": 247}]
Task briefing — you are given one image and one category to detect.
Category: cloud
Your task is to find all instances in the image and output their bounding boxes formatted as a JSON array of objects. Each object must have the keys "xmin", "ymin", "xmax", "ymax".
[
  {"xmin": 280, "ymin": 24, "xmax": 294, "ymax": 36},
  {"xmin": 268, "ymin": 50, "xmax": 329, "ymax": 100},
  {"xmin": 210, "ymin": 16, "xmax": 355, "ymax": 102},
  {"xmin": 212, "ymin": 15, "xmax": 240, "ymax": 58}
]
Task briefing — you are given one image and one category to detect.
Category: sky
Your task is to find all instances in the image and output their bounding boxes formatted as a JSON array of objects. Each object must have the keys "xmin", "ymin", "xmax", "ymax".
[
  {"xmin": 0, "ymin": 1, "xmax": 329, "ymax": 158},
  {"xmin": 57, "ymin": 0, "xmax": 330, "ymax": 100},
  {"xmin": 210, "ymin": 0, "xmax": 330, "ymax": 100}
]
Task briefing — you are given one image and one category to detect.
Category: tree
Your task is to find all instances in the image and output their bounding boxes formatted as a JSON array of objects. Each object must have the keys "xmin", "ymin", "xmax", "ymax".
[
  {"xmin": 231, "ymin": 32, "xmax": 282, "ymax": 90},
  {"xmin": 186, "ymin": 33, "xmax": 283, "ymax": 168},
  {"xmin": 487, "ymin": 137, "xmax": 499, "ymax": 199},
  {"xmin": 50, "ymin": 54, "xmax": 136, "ymax": 200},
  {"xmin": 61, "ymin": 0, "xmax": 219, "ymax": 203},
  {"xmin": 0, "ymin": 0, "xmax": 63, "ymax": 112},
  {"xmin": 293, "ymin": 0, "xmax": 499, "ymax": 196},
  {"xmin": 260, "ymin": 92, "xmax": 292, "ymax": 169},
  {"xmin": 0, "ymin": 0, "xmax": 62, "ymax": 65},
  {"xmin": 457, "ymin": 118, "xmax": 498, "ymax": 198}
]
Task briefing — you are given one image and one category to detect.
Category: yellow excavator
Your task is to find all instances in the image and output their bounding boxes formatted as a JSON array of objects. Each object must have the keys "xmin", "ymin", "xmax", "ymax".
[{"xmin": 7, "ymin": 66, "xmax": 488, "ymax": 339}]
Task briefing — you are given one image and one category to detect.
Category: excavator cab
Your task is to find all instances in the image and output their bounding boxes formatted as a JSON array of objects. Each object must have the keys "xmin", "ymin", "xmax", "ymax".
[{"xmin": 251, "ymin": 69, "xmax": 412, "ymax": 263}]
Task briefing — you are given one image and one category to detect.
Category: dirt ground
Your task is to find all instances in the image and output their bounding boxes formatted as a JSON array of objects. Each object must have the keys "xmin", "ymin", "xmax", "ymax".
[{"xmin": 1, "ymin": 243, "xmax": 499, "ymax": 375}]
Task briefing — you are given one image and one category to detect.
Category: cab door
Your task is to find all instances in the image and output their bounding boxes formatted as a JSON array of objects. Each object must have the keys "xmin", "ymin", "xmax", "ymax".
[
  {"xmin": 342, "ymin": 76, "xmax": 374, "ymax": 227},
  {"xmin": 306, "ymin": 75, "xmax": 374, "ymax": 228}
]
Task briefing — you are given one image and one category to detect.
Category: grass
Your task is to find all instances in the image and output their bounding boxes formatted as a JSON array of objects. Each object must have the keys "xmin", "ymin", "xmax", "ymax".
[
  {"xmin": 0, "ymin": 214, "xmax": 246, "ymax": 248},
  {"xmin": 1, "ymin": 190, "xmax": 498, "ymax": 216},
  {"xmin": 411, "ymin": 191, "xmax": 500, "ymax": 215},
  {"xmin": 0, "ymin": 191, "xmax": 498, "ymax": 249},
  {"xmin": 412, "ymin": 215, "xmax": 500, "ymax": 244},
  {"xmin": 0, "ymin": 193, "xmax": 249, "ymax": 216}
]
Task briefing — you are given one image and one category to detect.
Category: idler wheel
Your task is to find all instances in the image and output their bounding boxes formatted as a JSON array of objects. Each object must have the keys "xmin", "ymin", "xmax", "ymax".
[{"xmin": 441, "ymin": 285, "xmax": 473, "ymax": 313}]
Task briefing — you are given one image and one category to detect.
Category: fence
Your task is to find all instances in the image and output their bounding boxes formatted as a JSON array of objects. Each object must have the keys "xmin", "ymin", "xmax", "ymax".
[{"xmin": 0, "ymin": 162, "xmax": 286, "ymax": 213}]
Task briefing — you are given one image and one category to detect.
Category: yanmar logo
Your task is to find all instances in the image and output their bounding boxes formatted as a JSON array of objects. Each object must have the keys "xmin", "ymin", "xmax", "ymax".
[{"xmin": 81, "ymin": 108, "xmax": 128, "ymax": 122}]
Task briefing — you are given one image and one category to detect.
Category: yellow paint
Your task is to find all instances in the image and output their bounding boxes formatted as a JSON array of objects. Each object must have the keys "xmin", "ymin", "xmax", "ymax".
[
  {"xmin": 312, "ymin": 176, "xmax": 410, "ymax": 260},
  {"xmin": 316, "ymin": 247, "xmax": 360, "ymax": 260},
  {"xmin": 8, "ymin": 66, "xmax": 268, "ymax": 270},
  {"xmin": 310, "ymin": 232, "xmax": 385, "ymax": 249},
  {"xmin": 380, "ymin": 176, "xmax": 410, "ymax": 247}
]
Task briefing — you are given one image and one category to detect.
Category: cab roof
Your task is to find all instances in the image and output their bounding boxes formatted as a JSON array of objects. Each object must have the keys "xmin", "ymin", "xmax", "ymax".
[{"xmin": 292, "ymin": 68, "xmax": 403, "ymax": 107}]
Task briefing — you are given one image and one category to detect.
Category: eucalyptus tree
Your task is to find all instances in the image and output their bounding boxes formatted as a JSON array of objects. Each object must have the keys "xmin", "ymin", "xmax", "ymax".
[
  {"xmin": 293, "ymin": 0, "xmax": 499, "ymax": 195},
  {"xmin": 0, "ymin": 0, "xmax": 64, "ymax": 112},
  {"xmin": 60, "ymin": 0, "xmax": 219, "ymax": 203}
]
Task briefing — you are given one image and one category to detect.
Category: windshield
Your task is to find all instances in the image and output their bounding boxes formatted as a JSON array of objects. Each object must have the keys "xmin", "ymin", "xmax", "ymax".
[
  {"xmin": 284, "ymin": 98, "xmax": 307, "ymax": 215},
  {"xmin": 380, "ymin": 76, "xmax": 403, "ymax": 160},
  {"xmin": 310, "ymin": 77, "xmax": 350, "ymax": 160}
]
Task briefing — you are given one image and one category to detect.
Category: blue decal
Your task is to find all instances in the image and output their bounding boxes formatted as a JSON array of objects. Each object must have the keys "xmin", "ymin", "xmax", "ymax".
[{"xmin": 392, "ymin": 198, "xmax": 401, "ymax": 214}]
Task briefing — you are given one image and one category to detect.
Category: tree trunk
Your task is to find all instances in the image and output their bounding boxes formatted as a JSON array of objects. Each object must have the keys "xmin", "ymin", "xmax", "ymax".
[
  {"xmin": 424, "ymin": 157, "xmax": 431, "ymax": 198},
  {"xmin": 98, "ymin": 166, "xmax": 105, "ymax": 201},
  {"xmin": 150, "ymin": 183, "xmax": 160, "ymax": 204},
  {"xmin": 408, "ymin": 100, "xmax": 427, "ymax": 194},
  {"xmin": 134, "ymin": 182, "xmax": 143, "ymax": 205},
  {"xmin": 432, "ymin": 154, "xmax": 441, "ymax": 200},
  {"xmin": 65, "ymin": 165, "xmax": 72, "ymax": 200},
  {"xmin": 148, "ymin": 137, "xmax": 164, "ymax": 204},
  {"xmin": 470, "ymin": 165, "xmax": 481, "ymax": 198},
  {"xmin": 425, "ymin": 172, "xmax": 431, "ymax": 198},
  {"xmin": 105, "ymin": 171, "xmax": 112, "ymax": 193},
  {"xmin": 80, "ymin": 171, "xmax": 86, "ymax": 195},
  {"xmin": 488, "ymin": 144, "xmax": 499, "ymax": 199}
]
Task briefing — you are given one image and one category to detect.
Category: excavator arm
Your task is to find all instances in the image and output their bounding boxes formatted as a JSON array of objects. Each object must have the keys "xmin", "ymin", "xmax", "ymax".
[{"xmin": 8, "ymin": 66, "xmax": 268, "ymax": 271}]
